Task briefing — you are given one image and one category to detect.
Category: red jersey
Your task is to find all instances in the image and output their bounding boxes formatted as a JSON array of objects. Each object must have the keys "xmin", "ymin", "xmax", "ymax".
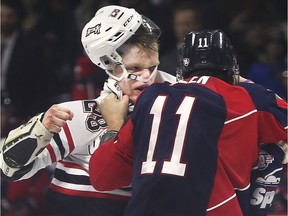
[{"xmin": 89, "ymin": 76, "xmax": 287, "ymax": 216}]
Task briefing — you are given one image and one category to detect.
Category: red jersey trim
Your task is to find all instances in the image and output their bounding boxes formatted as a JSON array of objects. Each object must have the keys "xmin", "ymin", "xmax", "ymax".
[
  {"xmin": 47, "ymin": 144, "xmax": 57, "ymax": 163},
  {"xmin": 63, "ymin": 124, "xmax": 75, "ymax": 152}
]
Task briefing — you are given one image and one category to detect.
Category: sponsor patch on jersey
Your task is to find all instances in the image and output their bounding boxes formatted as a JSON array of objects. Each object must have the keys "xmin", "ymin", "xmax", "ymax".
[{"xmin": 255, "ymin": 175, "xmax": 281, "ymax": 187}]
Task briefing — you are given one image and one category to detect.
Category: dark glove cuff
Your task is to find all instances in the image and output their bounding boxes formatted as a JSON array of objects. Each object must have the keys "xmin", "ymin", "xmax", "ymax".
[{"xmin": 100, "ymin": 130, "xmax": 119, "ymax": 145}]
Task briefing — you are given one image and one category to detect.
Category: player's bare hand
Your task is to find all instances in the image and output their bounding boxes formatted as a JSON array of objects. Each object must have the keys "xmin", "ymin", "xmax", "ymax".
[
  {"xmin": 42, "ymin": 104, "xmax": 74, "ymax": 133},
  {"xmin": 100, "ymin": 93, "xmax": 129, "ymax": 131}
]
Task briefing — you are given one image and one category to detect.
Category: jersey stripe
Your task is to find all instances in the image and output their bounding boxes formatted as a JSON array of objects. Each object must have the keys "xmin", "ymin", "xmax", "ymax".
[
  {"xmin": 47, "ymin": 144, "xmax": 57, "ymax": 162},
  {"xmin": 234, "ymin": 184, "xmax": 250, "ymax": 191},
  {"xmin": 207, "ymin": 194, "xmax": 236, "ymax": 211},
  {"xmin": 49, "ymin": 182, "xmax": 131, "ymax": 201},
  {"xmin": 53, "ymin": 133, "xmax": 65, "ymax": 158},
  {"xmin": 225, "ymin": 110, "xmax": 257, "ymax": 124},
  {"xmin": 63, "ymin": 124, "xmax": 75, "ymax": 152},
  {"xmin": 60, "ymin": 161, "xmax": 86, "ymax": 170},
  {"xmin": 54, "ymin": 169, "xmax": 91, "ymax": 185}
]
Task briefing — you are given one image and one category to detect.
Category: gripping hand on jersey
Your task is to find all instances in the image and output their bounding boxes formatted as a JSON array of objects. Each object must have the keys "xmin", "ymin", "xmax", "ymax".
[
  {"xmin": 42, "ymin": 104, "xmax": 74, "ymax": 133},
  {"xmin": 99, "ymin": 93, "xmax": 129, "ymax": 132}
]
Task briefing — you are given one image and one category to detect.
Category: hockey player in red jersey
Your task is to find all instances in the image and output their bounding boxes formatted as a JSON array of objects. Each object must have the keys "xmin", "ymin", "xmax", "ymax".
[
  {"xmin": 0, "ymin": 5, "xmax": 174, "ymax": 216},
  {"xmin": 89, "ymin": 29, "xmax": 288, "ymax": 216}
]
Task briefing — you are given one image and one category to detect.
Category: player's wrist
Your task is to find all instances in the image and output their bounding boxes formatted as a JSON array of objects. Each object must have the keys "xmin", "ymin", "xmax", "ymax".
[{"xmin": 106, "ymin": 120, "xmax": 124, "ymax": 131}]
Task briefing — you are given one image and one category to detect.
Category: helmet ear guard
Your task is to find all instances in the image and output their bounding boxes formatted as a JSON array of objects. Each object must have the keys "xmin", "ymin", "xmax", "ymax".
[{"xmin": 177, "ymin": 29, "xmax": 239, "ymax": 84}]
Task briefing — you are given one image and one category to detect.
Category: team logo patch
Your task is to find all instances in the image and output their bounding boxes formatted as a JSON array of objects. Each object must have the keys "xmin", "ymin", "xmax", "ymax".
[
  {"xmin": 183, "ymin": 58, "xmax": 190, "ymax": 66},
  {"xmin": 86, "ymin": 24, "xmax": 101, "ymax": 37}
]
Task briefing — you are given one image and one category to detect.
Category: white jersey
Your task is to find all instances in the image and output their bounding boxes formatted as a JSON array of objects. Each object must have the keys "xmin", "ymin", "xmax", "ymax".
[{"xmin": 2, "ymin": 71, "xmax": 175, "ymax": 200}]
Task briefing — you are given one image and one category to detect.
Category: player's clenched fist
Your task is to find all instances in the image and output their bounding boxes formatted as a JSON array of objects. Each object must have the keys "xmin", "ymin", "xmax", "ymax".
[
  {"xmin": 100, "ymin": 93, "xmax": 129, "ymax": 131},
  {"xmin": 42, "ymin": 104, "xmax": 74, "ymax": 133}
]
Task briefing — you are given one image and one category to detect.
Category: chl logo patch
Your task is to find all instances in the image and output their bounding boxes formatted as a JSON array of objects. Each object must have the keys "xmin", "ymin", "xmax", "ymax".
[
  {"xmin": 86, "ymin": 24, "xmax": 101, "ymax": 37},
  {"xmin": 258, "ymin": 150, "xmax": 274, "ymax": 170}
]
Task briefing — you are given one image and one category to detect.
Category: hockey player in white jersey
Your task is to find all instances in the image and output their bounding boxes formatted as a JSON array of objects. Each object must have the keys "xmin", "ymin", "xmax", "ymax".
[{"xmin": 0, "ymin": 5, "xmax": 175, "ymax": 216}]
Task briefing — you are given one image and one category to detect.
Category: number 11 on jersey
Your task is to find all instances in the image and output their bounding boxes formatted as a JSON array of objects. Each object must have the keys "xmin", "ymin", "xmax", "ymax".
[{"xmin": 141, "ymin": 95, "xmax": 196, "ymax": 177}]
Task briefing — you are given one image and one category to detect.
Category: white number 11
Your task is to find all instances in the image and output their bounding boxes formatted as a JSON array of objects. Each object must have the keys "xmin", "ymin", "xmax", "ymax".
[{"xmin": 141, "ymin": 95, "xmax": 195, "ymax": 176}]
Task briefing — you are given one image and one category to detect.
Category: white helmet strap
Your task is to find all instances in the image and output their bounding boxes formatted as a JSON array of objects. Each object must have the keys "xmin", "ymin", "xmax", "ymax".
[{"xmin": 105, "ymin": 64, "xmax": 158, "ymax": 83}]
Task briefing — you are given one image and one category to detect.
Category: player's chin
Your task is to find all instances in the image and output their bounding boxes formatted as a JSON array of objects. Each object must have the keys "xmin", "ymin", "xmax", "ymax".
[{"xmin": 130, "ymin": 91, "xmax": 141, "ymax": 101}]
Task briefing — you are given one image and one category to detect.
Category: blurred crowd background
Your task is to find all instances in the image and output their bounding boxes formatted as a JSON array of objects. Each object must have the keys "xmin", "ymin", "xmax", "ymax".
[{"xmin": 1, "ymin": 0, "xmax": 287, "ymax": 215}]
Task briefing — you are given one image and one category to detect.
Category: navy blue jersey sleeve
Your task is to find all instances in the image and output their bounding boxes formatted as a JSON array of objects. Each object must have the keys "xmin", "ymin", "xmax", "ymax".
[{"xmin": 237, "ymin": 83, "xmax": 287, "ymax": 128}]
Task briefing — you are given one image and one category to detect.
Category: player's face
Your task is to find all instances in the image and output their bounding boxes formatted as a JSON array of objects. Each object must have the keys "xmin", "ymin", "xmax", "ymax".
[
  {"xmin": 113, "ymin": 45, "xmax": 159, "ymax": 102},
  {"xmin": 173, "ymin": 9, "xmax": 200, "ymax": 43},
  {"xmin": 1, "ymin": 5, "xmax": 19, "ymax": 36}
]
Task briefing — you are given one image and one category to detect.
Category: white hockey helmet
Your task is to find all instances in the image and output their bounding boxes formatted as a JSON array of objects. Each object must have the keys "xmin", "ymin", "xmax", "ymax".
[{"xmin": 81, "ymin": 5, "xmax": 160, "ymax": 71}]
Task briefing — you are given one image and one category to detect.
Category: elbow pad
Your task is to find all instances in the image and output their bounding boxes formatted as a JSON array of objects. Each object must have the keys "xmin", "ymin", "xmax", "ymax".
[{"xmin": 2, "ymin": 113, "xmax": 53, "ymax": 175}]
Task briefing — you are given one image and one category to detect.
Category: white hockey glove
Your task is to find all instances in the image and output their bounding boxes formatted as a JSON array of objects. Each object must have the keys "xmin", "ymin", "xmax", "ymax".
[{"xmin": 2, "ymin": 113, "xmax": 53, "ymax": 177}]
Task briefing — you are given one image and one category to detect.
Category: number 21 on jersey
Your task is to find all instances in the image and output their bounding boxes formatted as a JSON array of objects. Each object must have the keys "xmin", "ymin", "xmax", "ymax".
[{"xmin": 141, "ymin": 95, "xmax": 196, "ymax": 177}]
